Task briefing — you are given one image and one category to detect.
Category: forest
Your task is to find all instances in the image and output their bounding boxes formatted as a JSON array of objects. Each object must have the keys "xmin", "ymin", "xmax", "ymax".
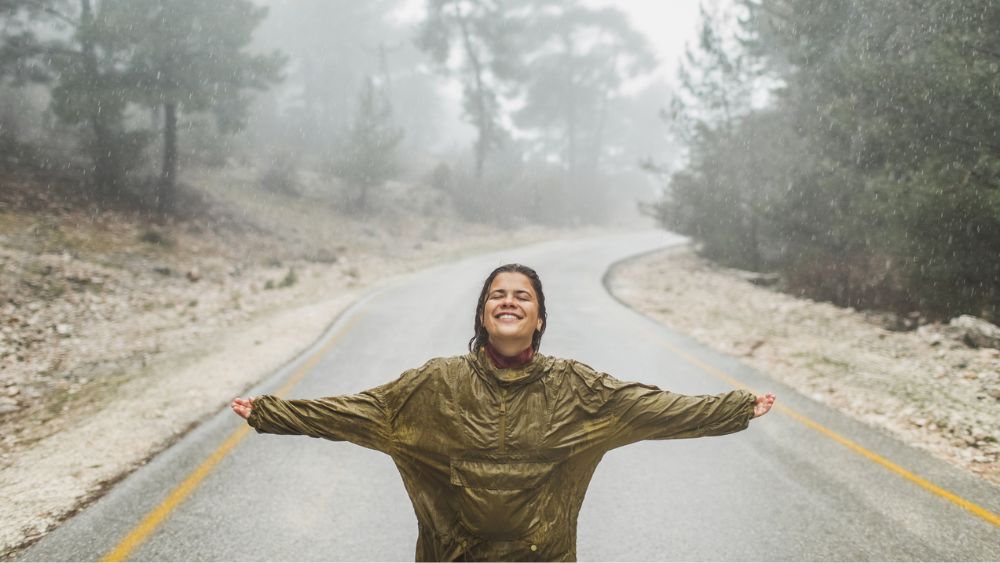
[
  {"xmin": 2, "ymin": 0, "xmax": 998, "ymax": 321},
  {"xmin": 0, "ymin": 0, "xmax": 668, "ymax": 224},
  {"xmin": 649, "ymin": 0, "xmax": 1000, "ymax": 321}
]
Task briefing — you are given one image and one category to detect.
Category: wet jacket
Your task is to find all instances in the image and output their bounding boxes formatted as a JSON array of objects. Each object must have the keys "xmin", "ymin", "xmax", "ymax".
[{"xmin": 247, "ymin": 349, "xmax": 756, "ymax": 561}]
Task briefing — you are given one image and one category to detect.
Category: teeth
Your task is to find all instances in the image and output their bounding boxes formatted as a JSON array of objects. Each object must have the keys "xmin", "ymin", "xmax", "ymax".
[{"xmin": 497, "ymin": 314, "xmax": 519, "ymax": 319}]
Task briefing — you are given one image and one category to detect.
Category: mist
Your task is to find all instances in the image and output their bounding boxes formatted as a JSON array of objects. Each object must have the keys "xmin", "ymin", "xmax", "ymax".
[
  {"xmin": 3, "ymin": 1, "xmax": 1000, "ymax": 558},
  {"xmin": 2, "ymin": 0, "xmax": 998, "ymax": 368}
]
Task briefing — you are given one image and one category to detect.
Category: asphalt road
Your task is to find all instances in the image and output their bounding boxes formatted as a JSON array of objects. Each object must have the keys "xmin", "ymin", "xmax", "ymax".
[{"xmin": 20, "ymin": 230, "xmax": 1000, "ymax": 561}]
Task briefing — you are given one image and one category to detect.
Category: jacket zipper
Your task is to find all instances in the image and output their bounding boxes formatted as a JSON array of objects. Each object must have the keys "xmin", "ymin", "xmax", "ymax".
[{"xmin": 498, "ymin": 389, "xmax": 507, "ymax": 452}]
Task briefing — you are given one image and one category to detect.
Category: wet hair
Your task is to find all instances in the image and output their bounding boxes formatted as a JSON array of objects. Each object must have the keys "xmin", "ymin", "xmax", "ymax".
[{"xmin": 469, "ymin": 264, "xmax": 547, "ymax": 353}]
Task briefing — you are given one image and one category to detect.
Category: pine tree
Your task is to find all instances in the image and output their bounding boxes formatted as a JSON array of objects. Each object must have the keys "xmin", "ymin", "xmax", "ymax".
[
  {"xmin": 417, "ymin": 0, "xmax": 523, "ymax": 181},
  {"xmin": 44, "ymin": 0, "xmax": 147, "ymax": 196},
  {"xmin": 98, "ymin": 0, "xmax": 284, "ymax": 212},
  {"xmin": 514, "ymin": 1, "xmax": 656, "ymax": 183},
  {"xmin": 336, "ymin": 77, "xmax": 403, "ymax": 213}
]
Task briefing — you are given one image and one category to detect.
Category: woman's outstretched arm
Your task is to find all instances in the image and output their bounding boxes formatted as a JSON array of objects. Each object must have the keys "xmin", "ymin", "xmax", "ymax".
[
  {"xmin": 567, "ymin": 361, "xmax": 775, "ymax": 450},
  {"xmin": 230, "ymin": 393, "xmax": 393, "ymax": 454}
]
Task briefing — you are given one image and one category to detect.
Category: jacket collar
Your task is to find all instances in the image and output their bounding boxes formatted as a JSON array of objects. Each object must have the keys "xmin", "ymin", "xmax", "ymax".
[
  {"xmin": 484, "ymin": 341, "xmax": 534, "ymax": 369},
  {"xmin": 469, "ymin": 347, "xmax": 552, "ymax": 387}
]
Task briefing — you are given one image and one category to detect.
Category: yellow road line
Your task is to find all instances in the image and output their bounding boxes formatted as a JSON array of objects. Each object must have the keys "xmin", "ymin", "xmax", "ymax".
[
  {"xmin": 654, "ymin": 335, "xmax": 1000, "ymax": 529},
  {"xmin": 101, "ymin": 312, "xmax": 365, "ymax": 562}
]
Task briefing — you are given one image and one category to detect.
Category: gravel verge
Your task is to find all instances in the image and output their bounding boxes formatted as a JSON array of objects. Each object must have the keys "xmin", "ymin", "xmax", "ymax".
[{"xmin": 607, "ymin": 244, "xmax": 1000, "ymax": 487}]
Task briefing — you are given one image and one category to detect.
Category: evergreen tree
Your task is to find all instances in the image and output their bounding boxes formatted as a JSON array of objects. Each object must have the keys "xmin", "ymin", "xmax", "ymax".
[
  {"xmin": 98, "ymin": 0, "xmax": 284, "ymax": 212},
  {"xmin": 655, "ymin": 3, "xmax": 768, "ymax": 269},
  {"xmin": 43, "ymin": 0, "xmax": 147, "ymax": 195},
  {"xmin": 515, "ymin": 2, "xmax": 656, "ymax": 184},
  {"xmin": 658, "ymin": 0, "xmax": 1000, "ymax": 319},
  {"xmin": 0, "ymin": 0, "xmax": 65, "ymax": 85},
  {"xmin": 417, "ymin": 0, "xmax": 523, "ymax": 181},
  {"xmin": 336, "ymin": 77, "xmax": 403, "ymax": 213}
]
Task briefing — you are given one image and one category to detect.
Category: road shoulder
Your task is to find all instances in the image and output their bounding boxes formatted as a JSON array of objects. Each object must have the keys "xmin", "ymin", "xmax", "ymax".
[{"xmin": 606, "ymin": 244, "xmax": 1000, "ymax": 487}]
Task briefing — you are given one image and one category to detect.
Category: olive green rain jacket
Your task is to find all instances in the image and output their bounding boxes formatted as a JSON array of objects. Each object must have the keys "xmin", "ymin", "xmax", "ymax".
[{"xmin": 247, "ymin": 349, "xmax": 756, "ymax": 562}]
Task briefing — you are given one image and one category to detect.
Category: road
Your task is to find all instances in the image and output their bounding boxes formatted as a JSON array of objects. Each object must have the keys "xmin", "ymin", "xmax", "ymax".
[{"xmin": 20, "ymin": 230, "xmax": 1000, "ymax": 561}]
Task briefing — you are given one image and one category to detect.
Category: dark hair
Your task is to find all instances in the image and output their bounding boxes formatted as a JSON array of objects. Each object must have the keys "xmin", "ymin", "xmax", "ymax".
[{"xmin": 468, "ymin": 264, "xmax": 547, "ymax": 353}]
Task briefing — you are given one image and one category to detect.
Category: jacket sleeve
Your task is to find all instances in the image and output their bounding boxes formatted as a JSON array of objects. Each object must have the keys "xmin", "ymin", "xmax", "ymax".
[
  {"xmin": 571, "ymin": 362, "xmax": 756, "ymax": 450},
  {"xmin": 247, "ymin": 391, "xmax": 392, "ymax": 454}
]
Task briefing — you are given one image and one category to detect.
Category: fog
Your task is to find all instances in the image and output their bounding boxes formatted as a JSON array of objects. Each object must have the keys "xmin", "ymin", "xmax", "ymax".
[
  {"xmin": 1, "ymin": 0, "xmax": 998, "ymax": 319},
  {"xmin": 2, "ymin": 3, "xmax": 1000, "ymax": 557}
]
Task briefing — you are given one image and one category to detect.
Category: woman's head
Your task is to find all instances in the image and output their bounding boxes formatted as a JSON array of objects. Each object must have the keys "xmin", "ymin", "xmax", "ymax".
[{"xmin": 469, "ymin": 264, "xmax": 547, "ymax": 354}]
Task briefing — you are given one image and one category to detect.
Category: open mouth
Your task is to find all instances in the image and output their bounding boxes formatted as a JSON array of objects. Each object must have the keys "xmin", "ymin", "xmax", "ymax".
[{"xmin": 494, "ymin": 312, "xmax": 522, "ymax": 320}]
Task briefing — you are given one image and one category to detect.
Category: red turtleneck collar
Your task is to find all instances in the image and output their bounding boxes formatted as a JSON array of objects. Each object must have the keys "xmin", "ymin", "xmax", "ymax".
[{"xmin": 485, "ymin": 342, "xmax": 534, "ymax": 369}]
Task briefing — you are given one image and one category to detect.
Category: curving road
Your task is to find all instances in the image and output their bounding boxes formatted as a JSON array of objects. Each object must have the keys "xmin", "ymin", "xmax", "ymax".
[{"xmin": 20, "ymin": 231, "xmax": 1000, "ymax": 561}]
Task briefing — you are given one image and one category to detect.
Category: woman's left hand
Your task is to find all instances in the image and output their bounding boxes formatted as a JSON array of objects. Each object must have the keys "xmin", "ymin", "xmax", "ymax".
[
  {"xmin": 753, "ymin": 393, "xmax": 775, "ymax": 418},
  {"xmin": 231, "ymin": 397, "xmax": 255, "ymax": 420}
]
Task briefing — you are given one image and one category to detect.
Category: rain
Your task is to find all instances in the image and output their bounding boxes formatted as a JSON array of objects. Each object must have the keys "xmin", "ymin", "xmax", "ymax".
[{"xmin": 1, "ymin": 0, "xmax": 998, "ymax": 560}]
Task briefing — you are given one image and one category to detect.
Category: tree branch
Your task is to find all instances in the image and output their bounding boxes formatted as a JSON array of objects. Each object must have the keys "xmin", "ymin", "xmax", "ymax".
[{"xmin": 41, "ymin": 5, "xmax": 78, "ymax": 28}]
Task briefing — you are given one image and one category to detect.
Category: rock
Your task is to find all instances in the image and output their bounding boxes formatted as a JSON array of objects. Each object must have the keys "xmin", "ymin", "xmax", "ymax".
[
  {"xmin": 7, "ymin": 386, "xmax": 19, "ymax": 397},
  {"xmin": 871, "ymin": 312, "xmax": 919, "ymax": 332},
  {"xmin": 733, "ymin": 270, "xmax": 781, "ymax": 287},
  {"xmin": 307, "ymin": 249, "xmax": 339, "ymax": 264},
  {"xmin": 948, "ymin": 315, "xmax": 1000, "ymax": 349},
  {"xmin": 0, "ymin": 396, "xmax": 21, "ymax": 414},
  {"xmin": 186, "ymin": 268, "xmax": 201, "ymax": 282},
  {"xmin": 916, "ymin": 324, "xmax": 944, "ymax": 346},
  {"xmin": 153, "ymin": 266, "xmax": 172, "ymax": 276},
  {"xmin": 54, "ymin": 323, "xmax": 73, "ymax": 336}
]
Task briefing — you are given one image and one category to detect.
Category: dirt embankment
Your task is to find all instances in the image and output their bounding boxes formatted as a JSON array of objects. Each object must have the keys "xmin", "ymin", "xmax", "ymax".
[
  {"xmin": 0, "ymin": 163, "xmax": 586, "ymax": 558},
  {"xmin": 607, "ymin": 245, "xmax": 1000, "ymax": 486}
]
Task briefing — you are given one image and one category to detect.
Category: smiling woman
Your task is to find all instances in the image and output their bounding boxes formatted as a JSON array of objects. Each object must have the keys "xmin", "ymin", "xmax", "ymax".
[
  {"xmin": 471, "ymin": 264, "xmax": 547, "ymax": 359},
  {"xmin": 231, "ymin": 263, "xmax": 775, "ymax": 562}
]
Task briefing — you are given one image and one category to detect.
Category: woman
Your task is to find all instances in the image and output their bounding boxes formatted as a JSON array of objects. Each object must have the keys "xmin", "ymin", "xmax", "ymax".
[{"xmin": 232, "ymin": 264, "xmax": 775, "ymax": 562}]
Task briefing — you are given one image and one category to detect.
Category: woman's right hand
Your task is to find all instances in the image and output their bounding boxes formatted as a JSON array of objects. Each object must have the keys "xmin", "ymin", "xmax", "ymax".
[{"xmin": 231, "ymin": 397, "xmax": 255, "ymax": 420}]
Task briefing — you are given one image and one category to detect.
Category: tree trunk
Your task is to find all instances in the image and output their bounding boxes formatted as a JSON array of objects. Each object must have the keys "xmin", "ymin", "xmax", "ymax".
[
  {"xmin": 749, "ymin": 209, "xmax": 760, "ymax": 271},
  {"xmin": 159, "ymin": 102, "xmax": 178, "ymax": 214},
  {"xmin": 455, "ymin": 5, "xmax": 487, "ymax": 181},
  {"xmin": 80, "ymin": 0, "xmax": 119, "ymax": 195}
]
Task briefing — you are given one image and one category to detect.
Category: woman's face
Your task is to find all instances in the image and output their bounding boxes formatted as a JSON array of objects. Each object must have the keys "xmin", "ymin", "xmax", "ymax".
[{"xmin": 481, "ymin": 272, "xmax": 543, "ymax": 347}]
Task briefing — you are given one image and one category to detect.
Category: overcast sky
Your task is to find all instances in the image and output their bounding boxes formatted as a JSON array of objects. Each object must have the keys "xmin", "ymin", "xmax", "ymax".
[
  {"xmin": 392, "ymin": 0, "xmax": 704, "ymax": 83},
  {"xmin": 597, "ymin": 0, "xmax": 703, "ymax": 83},
  {"xmin": 386, "ymin": 0, "xmax": 705, "ymax": 149}
]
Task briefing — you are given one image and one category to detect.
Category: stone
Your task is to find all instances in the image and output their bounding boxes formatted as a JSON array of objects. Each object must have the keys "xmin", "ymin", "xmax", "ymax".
[
  {"xmin": 949, "ymin": 315, "xmax": 1000, "ymax": 349},
  {"xmin": 0, "ymin": 396, "xmax": 21, "ymax": 414}
]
